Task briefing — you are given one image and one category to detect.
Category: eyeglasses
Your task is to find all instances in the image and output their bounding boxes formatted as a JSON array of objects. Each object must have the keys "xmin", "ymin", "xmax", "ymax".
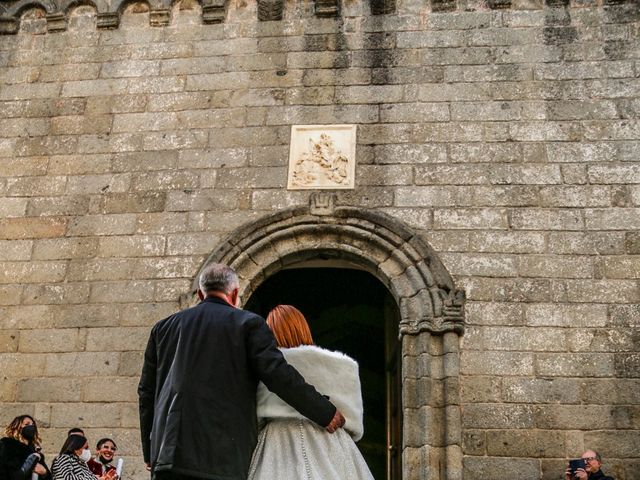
[
  {"xmin": 583, "ymin": 456, "xmax": 598, "ymax": 462},
  {"xmin": 101, "ymin": 446, "xmax": 117, "ymax": 451}
]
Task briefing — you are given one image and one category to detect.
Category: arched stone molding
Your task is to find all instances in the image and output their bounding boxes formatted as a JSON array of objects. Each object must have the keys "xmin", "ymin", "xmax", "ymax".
[
  {"xmin": 6, "ymin": 0, "xmax": 56, "ymax": 16},
  {"xmin": 193, "ymin": 195, "xmax": 465, "ymax": 480}
]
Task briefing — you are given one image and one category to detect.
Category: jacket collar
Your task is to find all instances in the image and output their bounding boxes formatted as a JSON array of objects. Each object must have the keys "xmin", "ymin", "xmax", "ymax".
[{"xmin": 201, "ymin": 295, "xmax": 234, "ymax": 307}]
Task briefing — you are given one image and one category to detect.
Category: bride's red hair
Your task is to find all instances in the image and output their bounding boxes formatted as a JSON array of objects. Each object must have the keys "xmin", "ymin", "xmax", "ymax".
[{"xmin": 266, "ymin": 305, "xmax": 314, "ymax": 348}]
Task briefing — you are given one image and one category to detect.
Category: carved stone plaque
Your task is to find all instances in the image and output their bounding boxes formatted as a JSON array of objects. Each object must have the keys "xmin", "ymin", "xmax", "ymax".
[{"xmin": 287, "ymin": 124, "xmax": 356, "ymax": 190}]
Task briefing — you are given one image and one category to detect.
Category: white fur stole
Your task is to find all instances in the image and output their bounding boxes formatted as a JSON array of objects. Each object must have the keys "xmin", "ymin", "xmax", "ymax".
[{"xmin": 256, "ymin": 345, "xmax": 365, "ymax": 441}]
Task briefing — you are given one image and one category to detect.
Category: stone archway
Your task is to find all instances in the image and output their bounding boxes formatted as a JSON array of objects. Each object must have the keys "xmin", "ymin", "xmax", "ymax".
[{"xmin": 193, "ymin": 194, "xmax": 466, "ymax": 480}]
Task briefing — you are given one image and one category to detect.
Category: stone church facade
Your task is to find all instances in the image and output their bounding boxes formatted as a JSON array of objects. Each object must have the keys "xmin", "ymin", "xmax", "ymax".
[{"xmin": 0, "ymin": 0, "xmax": 638, "ymax": 478}]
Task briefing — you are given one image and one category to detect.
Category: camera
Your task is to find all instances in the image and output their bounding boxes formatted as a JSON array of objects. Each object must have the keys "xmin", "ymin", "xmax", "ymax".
[{"xmin": 569, "ymin": 459, "xmax": 587, "ymax": 477}]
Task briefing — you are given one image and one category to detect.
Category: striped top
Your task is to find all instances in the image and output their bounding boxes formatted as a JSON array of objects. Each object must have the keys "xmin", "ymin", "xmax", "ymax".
[{"xmin": 51, "ymin": 454, "xmax": 96, "ymax": 480}]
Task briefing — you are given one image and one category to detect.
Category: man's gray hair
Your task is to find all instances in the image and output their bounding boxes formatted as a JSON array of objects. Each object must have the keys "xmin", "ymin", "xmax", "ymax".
[{"xmin": 198, "ymin": 263, "xmax": 239, "ymax": 294}]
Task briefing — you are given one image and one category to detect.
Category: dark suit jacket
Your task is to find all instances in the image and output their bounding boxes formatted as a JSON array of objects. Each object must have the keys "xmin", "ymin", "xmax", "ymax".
[{"xmin": 138, "ymin": 296, "xmax": 336, "ymax": 480}]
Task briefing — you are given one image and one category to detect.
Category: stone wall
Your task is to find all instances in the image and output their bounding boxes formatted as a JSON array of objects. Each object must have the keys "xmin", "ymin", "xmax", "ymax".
[{"xmin": 0, "ymin": 0, "xmax": 638, "ymax": 478}]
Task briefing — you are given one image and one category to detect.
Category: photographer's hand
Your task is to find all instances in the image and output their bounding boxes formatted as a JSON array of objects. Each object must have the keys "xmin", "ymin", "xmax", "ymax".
[
  {"xmin": 575, "ymin": 468, "xmax": 588, "ymax": 480},
  {"xmin": 564, "ymin": 465, "xmax": 572, "ymax": 480}
]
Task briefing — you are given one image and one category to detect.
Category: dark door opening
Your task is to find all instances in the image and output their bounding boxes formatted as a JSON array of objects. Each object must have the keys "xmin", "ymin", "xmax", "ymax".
[{"xmin": 245, "ymin": 267, "xmax": 402, "ymax": 480}]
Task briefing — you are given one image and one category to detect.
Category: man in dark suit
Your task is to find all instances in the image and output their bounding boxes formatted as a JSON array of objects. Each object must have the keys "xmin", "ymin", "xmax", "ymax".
[{"xmin": 138, "ymin": 263, "xmax": 344, "ymax": 480}]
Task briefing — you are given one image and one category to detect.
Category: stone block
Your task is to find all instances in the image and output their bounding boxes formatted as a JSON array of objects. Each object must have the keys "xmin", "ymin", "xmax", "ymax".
[
  {"xmin": 564, "ymin": 279, "xmax": 639, "ymax": 303},
  {"xmin": 0, "ymin": 330, "xmax": 19, "ymax": 353},
  {"xmin": 99, "ymin": 192, "xmax": 167, "ymax": 214},
  {"xmin": 548, "ymin": 232, "xmax": 625, "ymax": 255},
  {"xmin": 134, "ymin": 256, "xmax": 202, "ymax": 279},
  {"xmin": 50, "ymin": 402, "xmax": 121, "ymax": 427},
  {"xmin": 66, "ymin": 214, "xmax": 137, "ymax": 236},
  {"xmin": 45, "ymin": 352, "xmax": 120, "ymax": 377},
  {"xmin": 463, "ymin": 456, "xmax": 540, "ymax": 480},
  {"xmin": 0, "ymin": 240, "xmax": 32, "ymax": 261},
  {"xmin": 462, "ymin": 404, "xmax": 535, "ymax": 429},
  {"xmin": 61, "ymin": 79, "xmax": 129, "ymax": 98},
  {"xmin": 535, "ymin": 404, "xmax": 618, "ymax": 429},
  {"xmin": 77, "ymin": 133, "xmax": 142, "ymax": 154},
  {"xmin": 546, "ymin": 142, "xmax": 618, "ymax": 163},
  {"xmin": 603, "ymin": 257, "xmax": 640, "ymax": 279},
  {"xmin": 518, "ymin": 255, "xmax": 593, "ymax": 279},
  {"xmin": 166, "ymin": 189, "xmax": 248, "ymax": 212},
  {"xmin": 216, "ymin": 167, "xmax": 286, "ymax": 189},
  {"xmin": 18, "ymin": 329, "xmax": 81, "ymax": 353},
  {"xmin": 142, "ymin": 130, "xmax": 208, "ymax": 151},
  {"xmin": 83, "ymin": 377, "xmax": 139, "ymax": 402},
  {"xmin": 469, "ymin": 231, "xmax": 545, "ymax": 253},
  {"xmin": 161, "ymin": 57, "xmax": 226, "ymax": 76},
  {"xmin": 525, "ymin": 303, "xmax": 608, "ymax": 327},
  {"xmin": 380, "ymin": 102, "xmax": 450, "ymax": 123},
  {"xmin": 503, "ymin": 377, "xmax": 580, "ymax": 403},
  {"xmin": 461, "ymin": 351, "xmax": 534, "ymax": 376},
  {"xmin": 85, "ymin": 94, "xmax": 148, "ymax": 115},
  {"xmin": 135, "ymin": 212, "xmax": 189, "ymax": 234},
  {"xmin": 357, "ymin": 165, "xmax": 413, "ymax": 187},
  {"xmin": 27, "ymin": 195, "xmax": 90, "ymax": 216},
  {"xmin": 466, "ymin": 326, "xmax": 565, "ymax": 351},
  {"xmin": 166, "ymin": 233, "xmax": 219, "ymax": 255},
  {"xmin": 580, "ymin": 379, "xmax": 640, "ymax": 404},
  {"xmin": 22, "ymin": 283, "xmax": 91, "ymax": 305},
  {"xmin": 609, "ymin": 304, "xmax": 640, "ymax": 327},
  {"xmin": 460, "ymin": 376, "xmax": 502, "ymax": 403},
  {"xmin": 0, "ymin": 157, "xmax": 49, "ymax": 177},
  {"xmin": 4, "ymin": 176, "xmax": 68, "ymax": 197},
  {"xmin": 486, "ymin": 429, "xmax": 565, "ymax": 457},
  {"xmin": 88, "ymin": 280, "xmax": 157, "ymax": 303},
  {"xmin": 119, "ymin": 351, "xmax": 144, "ymax": 376},
  {"xmin": 440, "ymin": 252, "xmax": 518, "ymax": 277},
  {"xmin": 465, "ymin": 301, "xmax": 524, "ymax": 326},
  {"xmin": 510, "ymin": 209, "xmax": 584, "ymax": 231},
  {"xmin": 433, "ymin": 208, "xmax": 508, "ymax": 229},
  {"xmin": 17, "ymin": 378, "xmax": 82, "ymax": 402},
  {"xmin": 86, "ymin": 327, "xmax": 150, "ymax": 352},
  {"xmin": 615, "ymin": 353, "xmax": 640, "ymax": 378},
  {"xmin": 117, "ymin": 302, "xmax": 177, "ymax": 327},
  {"xmin": 0, "ymin": 285, "xmax": 23, "ymax": 306},
  {"xmin": 32, "ymin": 237, "xmax": 99, "ymax": 260},
  {"xmin": 585, "ymin": 208, "xmax": 640, "ymax": 230},
  {"xmin": 67, "ymin": 258, "xmax": 136, "ymax": 282},
  {"xmin": 0, "ymin": 261, "xmax": 67, "ymax": 285},
  {"xmin": 50, "ymin": 115, "xmax": 112, "ymax": 135},
  {"xmin": 66, "ymin": 173, "xmax": 131, "ymax": 195},
  {"xmin": 97, "ymin": 235, "xmax": 166, "ymax": 258},
  {"xmin": 536, "ymin": 353, "xmax": 614, "ymax": 377}
]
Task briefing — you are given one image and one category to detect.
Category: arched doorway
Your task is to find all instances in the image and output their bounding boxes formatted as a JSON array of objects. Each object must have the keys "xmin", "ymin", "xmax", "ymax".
[
  {"xmin": 245, "ymin": 267, "xmax": 402, "ymax": 480},
  {"xmin": 191, "ymin": 194, "xmax": 467, "ymax": 480}
]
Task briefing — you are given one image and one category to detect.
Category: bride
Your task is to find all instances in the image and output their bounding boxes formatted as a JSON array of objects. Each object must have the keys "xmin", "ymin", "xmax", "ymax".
[{"xmin": 248, "ymin": 304, "xmax": 374, "ymax": 480}]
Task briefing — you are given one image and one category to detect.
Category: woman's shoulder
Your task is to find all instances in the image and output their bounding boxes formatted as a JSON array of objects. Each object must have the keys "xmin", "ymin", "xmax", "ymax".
[
  {"xmin": 0, "ymin": 436, "xmax": 28, "ymax": 452},
  {"xmin": 282, "ymin": 345, "xmax": 358, "ymax": 369}
]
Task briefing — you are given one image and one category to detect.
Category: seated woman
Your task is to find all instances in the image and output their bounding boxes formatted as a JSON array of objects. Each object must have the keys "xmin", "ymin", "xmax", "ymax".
[
  {"xmin": 51, "ymin": 435, "xmax": 116, "ymax": 480},
  {"xmin": 248, "ymin": 305, "xmax": 374, "ymax": 480},
  {"xmin": 0, "ymin": 415, "xmax": 51, "ymax": 480}
]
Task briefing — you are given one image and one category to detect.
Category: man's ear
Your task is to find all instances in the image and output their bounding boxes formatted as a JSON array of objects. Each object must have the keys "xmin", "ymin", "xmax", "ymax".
[
  {"xmin": 197, "ymin": 289, "xmax": 205, "ymax": 301},
  {"xmin": 230, "ymin": 288, "xmax": 240, "ymax": 307}
]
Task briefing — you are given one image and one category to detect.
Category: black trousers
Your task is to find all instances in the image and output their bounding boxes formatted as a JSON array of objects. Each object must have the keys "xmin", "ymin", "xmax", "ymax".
[{"xmin": 154, "ymin": 471, "xmax": 201, "ymax": 480}]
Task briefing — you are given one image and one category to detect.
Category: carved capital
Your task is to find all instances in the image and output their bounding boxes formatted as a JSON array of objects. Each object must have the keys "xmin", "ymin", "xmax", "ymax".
[
  {"xmin": 315, "ymin": 0, "xmax": 339, "ymax": 17},
  {"xmin": 0, "ymin": 16, "xmax": 19, "ymax": 34},
  {"xmin": 431, "ymin": 0, "xmax": 456, "ymax": 11},
  {"xmin": 97, "ymin": 12, "xmax": 119, "ymax": 29},
  {"xmin": 257, "ymin": 0, "xmax": 284, "ymax": 21},
  {"xmin": 309, "ymin": 192, "xmax": 336, "ymax": 216},
  {"xmin": 202, "ymin": 0, "xmax": 227, "ymax": 24},
  {"xmin": 370, "ymin": 0, "xmax": 396, "ymax": 14},
  {"xmin": 400, "ymin": 289, "xmax": 465, "ymax": 337},
  {"xmin": 46, "ymin": 12, "xmax": 66, "ymax": 32},
  {"xmin": 150, "ymin": 8, "xmax": 171, "ymax": 26}
]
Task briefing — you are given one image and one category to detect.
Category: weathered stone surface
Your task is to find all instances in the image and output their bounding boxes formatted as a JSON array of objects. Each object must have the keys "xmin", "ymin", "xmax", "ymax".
[{"xmin": 0, "ymin": 3, "xmax": 639, "ymax": 479}]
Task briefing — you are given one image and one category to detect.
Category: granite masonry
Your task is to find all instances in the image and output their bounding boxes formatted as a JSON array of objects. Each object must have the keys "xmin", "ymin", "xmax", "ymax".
[{"xmin": 0, "ymin": 0, "xmax": 638, "ymax": 478}]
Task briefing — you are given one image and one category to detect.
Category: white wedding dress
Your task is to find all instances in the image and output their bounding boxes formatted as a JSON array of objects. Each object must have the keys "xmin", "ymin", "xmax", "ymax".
[{"xmin": 247, "ymin": 345, "xmax": 374, "ymax": 480}]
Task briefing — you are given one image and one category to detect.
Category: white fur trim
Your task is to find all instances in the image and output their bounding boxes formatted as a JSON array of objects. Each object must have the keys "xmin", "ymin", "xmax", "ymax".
[{"xmin": 256, "ymin": 345, "xmax": 365, "ymax": 441}]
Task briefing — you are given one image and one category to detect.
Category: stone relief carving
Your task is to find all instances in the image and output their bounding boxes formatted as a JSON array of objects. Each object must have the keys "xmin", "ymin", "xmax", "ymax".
[{"xmin": 288, "ymin": 125, "xmax": 356, "ymax": 190}]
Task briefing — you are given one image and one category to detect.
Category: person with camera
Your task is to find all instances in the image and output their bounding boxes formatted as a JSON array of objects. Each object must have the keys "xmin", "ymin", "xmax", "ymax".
[
  {"xmin": 0, "ymin": 414, "xmax": 51, "ymax": 480},
  {"xmin": 565, "ymin": 450, "xmax": 615, "ymax": 480},
  {"xmin": 87, "ymin": 438, "xmax": 118, "ymax": 477}
]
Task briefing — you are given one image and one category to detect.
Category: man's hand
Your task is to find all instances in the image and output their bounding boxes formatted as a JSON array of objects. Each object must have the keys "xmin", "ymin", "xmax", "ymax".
[
  {"xmin": 145, "ymin": 462, "xmax": 152, "ymax": 472},
  {"xmin": 325, "ymin": 409, "xmax": 345, "ymax": 433},
  {"xmin": 574, "ymin": 468, "xmax": 588, "ymax": 480},
  {"xmin": 33, "ymin": 464, "xmax": 46, "ymax": 476}
]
